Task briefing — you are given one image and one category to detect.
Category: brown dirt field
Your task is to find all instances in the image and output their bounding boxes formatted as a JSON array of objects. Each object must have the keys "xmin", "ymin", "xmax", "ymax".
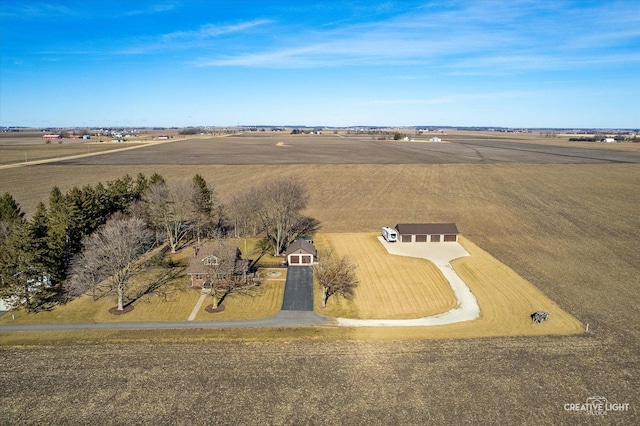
[
  {"xmin": 43, "ymin": 131, "xmax": 640, "ymax": 165},
  {"xmin": 0, "ymin": 134, "xmax": 638, "ymax": 423},
  {"xmin": 0, "ymin": 141, "xmax": 148, "ymax": 165},
  {"xmin": 0, "ymin": 338, "xmax": 636, "ymax": 424}
]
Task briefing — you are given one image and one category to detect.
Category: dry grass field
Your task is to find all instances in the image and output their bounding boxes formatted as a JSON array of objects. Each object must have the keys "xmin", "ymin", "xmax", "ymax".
[
  {"xmin": 0, "ymin": 131, "xmax": 638, "ymax": 423},
  {"xmin": 313, "ymin": 233, "xmax": 581, "ymax": 338},
  {"xmin": 0, "ymin": 237, "xmax": 285, "ymax": 324},
  {"xmin": 314, "ymin": 232, "xmax": 457, "ymax": 319},
  {"xmin": 0, "ymin": 276, "xmax": 284, "ymax": 324},
  {"xmin": 0, "ymin": 141, "xmax": 145, "ymax": 165}
]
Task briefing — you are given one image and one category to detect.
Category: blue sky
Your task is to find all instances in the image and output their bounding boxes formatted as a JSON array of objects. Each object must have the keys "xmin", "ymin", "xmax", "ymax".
[{"xmin": 1, "ymin": 1, "xmax": 638, "ymax": 128}]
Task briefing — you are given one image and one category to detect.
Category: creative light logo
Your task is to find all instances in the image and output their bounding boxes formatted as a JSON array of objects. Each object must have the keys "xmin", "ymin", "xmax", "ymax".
[{"xmin": 564, "ymin": 396, "xmax": 630, "ymax": 415}]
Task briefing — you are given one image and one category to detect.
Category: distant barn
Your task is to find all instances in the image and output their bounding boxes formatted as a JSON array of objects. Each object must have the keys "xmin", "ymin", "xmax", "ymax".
[{"xmin": 395, "ymin": 223, "xmax": 459, "ymax": 243}]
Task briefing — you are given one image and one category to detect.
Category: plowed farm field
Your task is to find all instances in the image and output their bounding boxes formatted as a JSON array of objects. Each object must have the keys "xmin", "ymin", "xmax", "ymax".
[{"xmin": 1, "ymin": 131, "xmax": 639, "ymax": 424}]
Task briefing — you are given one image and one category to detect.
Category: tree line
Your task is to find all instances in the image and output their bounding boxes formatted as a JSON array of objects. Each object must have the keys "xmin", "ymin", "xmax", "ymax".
[{"xmin": 0, "ymin": 174, "xmax": 320, "ymax": 312}]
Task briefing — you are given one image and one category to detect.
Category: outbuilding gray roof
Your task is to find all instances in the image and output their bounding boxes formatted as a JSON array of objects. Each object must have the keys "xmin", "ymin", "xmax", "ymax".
[
  {"xmin": 285, "ymin": 239, "xmax": 317, "ymax": 256},
  {"xmin": 395, "ymin": 223, "xmax": 459, "ymax": 235}
]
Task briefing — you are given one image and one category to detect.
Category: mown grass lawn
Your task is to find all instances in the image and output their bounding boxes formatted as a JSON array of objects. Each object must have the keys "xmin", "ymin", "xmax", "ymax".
[{"xmin": 0, "ymin": 237, "xmax": 287, "ymax": 324}]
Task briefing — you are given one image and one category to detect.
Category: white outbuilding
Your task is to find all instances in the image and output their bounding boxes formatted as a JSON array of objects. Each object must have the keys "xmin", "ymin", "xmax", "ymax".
[{"xmin": 285, "ymin": 239, "xmax": 317, "ymax": 266}]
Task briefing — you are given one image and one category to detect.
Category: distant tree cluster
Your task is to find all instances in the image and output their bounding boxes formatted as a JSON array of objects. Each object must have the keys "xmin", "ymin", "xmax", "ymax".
[
  {"xmin": 568, "ymin": 134, "xmax": 634, "ymax": 142},
  {"xmin": 539, "ymin": 132, "xmax": 558, "ymax": 138},
  {"xmin": 568, "ymin": 136, "xmax": 596, "ymax": 142},
  {"xmin": 178, "ymin": 127, "xmax": 203, "ymax": 135}
]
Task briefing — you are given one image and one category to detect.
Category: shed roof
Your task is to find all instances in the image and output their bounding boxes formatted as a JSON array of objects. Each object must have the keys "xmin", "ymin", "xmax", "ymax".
[
  {"xmin": 285, "ymin": 239, "xmax": 317, "ymax": 257},
  {"xmin": 395, "ymin": 223, "xmax": 458, "ymax": 235}
]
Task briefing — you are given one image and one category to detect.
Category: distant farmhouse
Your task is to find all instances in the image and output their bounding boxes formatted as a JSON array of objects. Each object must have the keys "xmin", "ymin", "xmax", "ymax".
[{"xmin": 395, "ymin": 223, "xmax": 459, "ymax": 243}]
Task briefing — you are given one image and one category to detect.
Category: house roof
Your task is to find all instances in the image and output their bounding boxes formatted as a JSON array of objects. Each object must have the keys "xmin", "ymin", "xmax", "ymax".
[
  {"xmin": 187, "ymin": 245, "xmax": 248, "ymax": 275},
  {"xmin": 285, "ymin": 239, "xmax": 317, "ymax": 257},
  {"xmin": 395, "ymin": 223, "xmax": 458, "ymax": 235}
]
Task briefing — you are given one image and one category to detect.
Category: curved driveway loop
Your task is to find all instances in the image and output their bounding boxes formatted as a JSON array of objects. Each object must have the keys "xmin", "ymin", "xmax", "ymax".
[{"xmin": 335, "ymin": 237, "xmax": 480, "ymax": 327}]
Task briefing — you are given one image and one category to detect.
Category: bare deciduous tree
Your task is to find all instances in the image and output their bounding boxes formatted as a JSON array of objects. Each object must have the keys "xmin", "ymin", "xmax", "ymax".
[
  {"xmin": 252, "ymin": 178, "xmax": 320, "ymax": 256},
  {"xmin": 69, "ymin": 214, "xmax": 152, "ymax": 311},
  {"xmin": 144, "ymin": 179, "xmax": 197, "ymax": 253},
  {"xmin": 67, "ymin": 248, "xmax": 108, "ymax": 301},
  {"xmin": 229, "ymin": 187, "xmax": 260, "ymax": 238},
  {"xmin": 314, "ymin": 250, "xmax": 359, "ymax": 308},
  {"xmin": 203, "ymin": 241, "xmax": 252, "ymax": 308}
]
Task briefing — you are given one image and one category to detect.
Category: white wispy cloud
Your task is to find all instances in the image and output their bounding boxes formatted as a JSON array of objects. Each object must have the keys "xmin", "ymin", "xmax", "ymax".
[
  {"xmin": 192, "ymin": 0, "xmax": 640, "ymax": 73},
  {"xmin": 162, "ymin": 19, "xmax": 273, "ymax": 42},
  {"xmin": 111, "ymin": 19, "xmax": 273, "ymax": 55},
  {"xmin": 121, "ymin": 2, "xmax": 178, "ymax": 17},
  {"xmin": 0, "ymin": 2, "xmax": 79, "ymax": 19}
]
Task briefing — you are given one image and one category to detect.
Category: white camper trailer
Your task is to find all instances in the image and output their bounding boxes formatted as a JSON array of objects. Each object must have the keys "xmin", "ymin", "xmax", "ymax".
[{"xmin": 382, "ymin": 226, "xmax": 398, "ymax": 242}]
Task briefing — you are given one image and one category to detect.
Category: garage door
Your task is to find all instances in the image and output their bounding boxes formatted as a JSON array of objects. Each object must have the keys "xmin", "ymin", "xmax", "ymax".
[
  {"xmin": 444, "ymin": 234, "xmax": 457, "ymax": 242},
  {"xmin": 401, "ymin": 235, "xmax": 412, "ymax": 242},
  {"xmin": 415, "ymin": 235, "xmax": 427, "ymax": 242},
  {"xmin": 290, "ymin": 255, "xmax": 300, "ymax": 264},
  {"xmin": 302, "ymin": 255, "xmax": 311, "ymax": 264},
  {"xmin": 430, "ymin": 235, "xmax": 441, "ymax": 242}
]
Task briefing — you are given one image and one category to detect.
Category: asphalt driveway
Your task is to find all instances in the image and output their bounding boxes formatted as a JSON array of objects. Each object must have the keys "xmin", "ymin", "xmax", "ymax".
[{"xmin": 281, "ymin": 266, "xmax": 314, "ymax": 311}]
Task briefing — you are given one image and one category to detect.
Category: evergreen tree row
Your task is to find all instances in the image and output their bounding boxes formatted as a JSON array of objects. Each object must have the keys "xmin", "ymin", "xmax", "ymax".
[{"xmin": 0, "ymin": 173, "xmax": 163, "ymax": 311}]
